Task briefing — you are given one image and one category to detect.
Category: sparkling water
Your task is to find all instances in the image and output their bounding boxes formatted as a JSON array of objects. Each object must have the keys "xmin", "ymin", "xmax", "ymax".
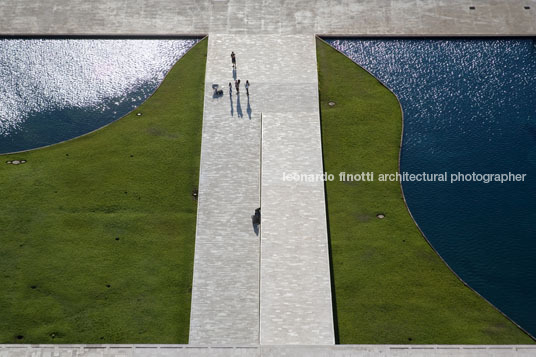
[
  {"xmin": 0, "ymin": 38, "xmax": 198, "ymax": 153},
  {"xmin": 326, "ymin": 38, "xmax": 536, "ymax": 337}
]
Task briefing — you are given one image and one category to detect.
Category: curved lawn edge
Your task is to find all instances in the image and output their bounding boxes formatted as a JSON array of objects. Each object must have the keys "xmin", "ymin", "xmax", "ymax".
[
  {"xmin": 0, "ymin": 37, "xmax": 205, "ymax": 156},
  {"xmin": 0, "ymin": 38, "xmax": 207, "ymax": 344},
  {"xmin": 316, "ymin": 37, "xmax": 535, "ymax": 344},
  {"xmin": 392, "ymin": 75, "xmax": 536, "ymax": 342},
  {"xmin": 316, "ymin": 36, "xmax": 536, "ymax": 343}
]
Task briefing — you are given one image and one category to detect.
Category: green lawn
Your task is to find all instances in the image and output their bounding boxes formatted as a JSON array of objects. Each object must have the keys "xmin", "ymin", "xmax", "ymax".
[
  {"xmin": 0, "ymin": 38, "xmax": 207, "ymax": 344},
  {"xmin": 316, "ymin": 38, "xmax": 534, "ymax": 344}
]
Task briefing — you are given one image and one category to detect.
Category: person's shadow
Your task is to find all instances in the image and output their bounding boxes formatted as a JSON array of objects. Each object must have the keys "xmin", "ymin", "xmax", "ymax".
[
  {"xmin": 229, "ymin": 91, "xmax": 234, "ymax": 117},
  {"xmin": 236, "ymin": 94, "xmax": 243, "ymax": 118},
  {"xmin": 232, "ymin": 68, "xmax": 237, "ymax": 80},
  {"xmin": 251, "ymin": 208, "xmax": 261, "ymax": 236},
  {"xmin": 247, "ymin": 95, "xmax": 252, "ymax": 120}
]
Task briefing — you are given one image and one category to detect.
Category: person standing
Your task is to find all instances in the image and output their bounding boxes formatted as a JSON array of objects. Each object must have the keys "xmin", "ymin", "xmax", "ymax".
[
  {"xmin": 245, "ymin": 80, "xmax": 250, "ymax": 96},
  {"xmin": 235, "ymin": 79, "xmax": 239, "ymax": 94},
  {"xmin": 231, "ymin": 52, "xmax": 236, "ymax": 68},
  {"xmin": 229, "ymin": 82, "xmax": 232, "ymax": 94}
]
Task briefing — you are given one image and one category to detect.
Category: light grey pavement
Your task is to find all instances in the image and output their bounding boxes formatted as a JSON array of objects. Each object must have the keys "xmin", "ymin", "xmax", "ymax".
[
  {"xmin": 190, "ymin": 33, "xmax": 334, "ymax": 346},
  {"xmin": 258, "ymin": 37, "xmax": 334, "ymax": 345},
  {"xmin": 0, "ymin": 0, "xmax": 535, "ymax": 36},
  {"xmin": 2, "ymin": 345, "xmax": 536, "ymax": 356},
  {"xmin": 189, "ymin": 35, "xmax": 261, "ymax": 345}
]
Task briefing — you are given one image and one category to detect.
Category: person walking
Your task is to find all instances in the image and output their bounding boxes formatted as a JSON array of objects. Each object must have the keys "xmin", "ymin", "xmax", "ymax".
[
  {"xmin": 235, "ymin": 79, "xmax": 239, "ymax": 94},
  {"xmin": 231, "ymin": 51, "xmax": 236, "ymax": 68},
  {"xmin": 245, "ymin": 80, "xmax": 250, "ymax": 96}
]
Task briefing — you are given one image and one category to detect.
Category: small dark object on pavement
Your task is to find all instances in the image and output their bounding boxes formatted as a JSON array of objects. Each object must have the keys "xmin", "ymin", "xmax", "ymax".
[
  {"xmin": 252, "ymin": 207, "xmax": 261, "ymax": 225},
  {"xmin": 212, "ymin": 84, "xmax": 224, "ymax": 97}
]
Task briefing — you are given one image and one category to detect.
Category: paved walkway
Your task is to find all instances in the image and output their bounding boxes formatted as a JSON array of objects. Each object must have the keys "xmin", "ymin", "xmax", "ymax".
[
  {"xmin": 189, "ymin": 34, "xmax": 334, "ymax": 345},
  {"xmin": 1, "ymin": 0, "xmax": 535, "ymax": 35},
  {"xmin": 2, "ymin": 345, "xmax": 535, "ymax": 356},
  {"xmin": 189, "ymin": 35, "xmax": 261, "ymax": 345},
  {"xmin": 258, "ymin": 36, "xmax": 334, "ymax": 345}
]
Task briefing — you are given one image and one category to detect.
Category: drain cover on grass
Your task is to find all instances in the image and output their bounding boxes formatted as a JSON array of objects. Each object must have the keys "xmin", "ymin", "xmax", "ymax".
[{"xmin": 6, "ymin": 160, "xmax": 26, "ymax": 165}]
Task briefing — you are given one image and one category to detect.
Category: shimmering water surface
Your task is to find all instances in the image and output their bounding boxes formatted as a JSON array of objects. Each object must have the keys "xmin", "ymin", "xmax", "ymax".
[
  {"xmin": 327, "ymin": 38, "xmax": 536, "ymax": 336},
  {"xmin": 0, "ymin": 39, "xmax": 198, "ymax": 153}
]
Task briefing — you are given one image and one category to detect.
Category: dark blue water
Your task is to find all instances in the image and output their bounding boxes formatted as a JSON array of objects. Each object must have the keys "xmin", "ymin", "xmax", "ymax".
[
  {"xmin": 0, "ymin": 39, "xmax": 198, "ymax": 153},
  {"xmin": 326, "ymin": 38, "xmax": 536, "ymax": 337}
]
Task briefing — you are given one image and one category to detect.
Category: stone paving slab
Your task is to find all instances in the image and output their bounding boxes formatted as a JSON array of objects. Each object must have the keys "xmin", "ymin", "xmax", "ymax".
[
  {"xmin": 256, "ymin": 36, "xmax": 334, "ymax": 345},
  {"xmin": 0, "ymin": 0, "xmax": 535, "ymax": 36},
  {"xmin": 260, "ymin": 110, "xmax": 334, "ymax": 345},
  {"xmin": 2, "ymin": 345, "xmax": 535, "ymax": 357},
  {"xmin": 191, "ymin": 33, "xmax": 333, "ymax": 346},
  {"xmin": 188, "ymin": 35, "xmax": 261, "ymax": 345},
  {"xmin": 261, "ymin": 345, "xmax": 536, "ymax": 357}
]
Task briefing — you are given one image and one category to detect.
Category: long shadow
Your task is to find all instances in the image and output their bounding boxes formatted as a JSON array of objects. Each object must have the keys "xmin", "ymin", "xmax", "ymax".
[
  {"xmin": 318, "ymin": 96, "xmax": 341, "ymax": 344},
  {"xmin": 229, "ymin": 91, "xmax": 234, "ymax": 117},
  {"xmin": 247, "ymin": 95, "xmax": 252, "ymax": 120},
  {"xmin": 236, "ymin": 93, "xmax": 243, "ymax": 118},
  {"xmin": 323, "ymin": 186, "xmax": 340, "ymax": 344},
  {"xmin": 232, "ymin": 68, "xmax": 237, "ymax": 80}
]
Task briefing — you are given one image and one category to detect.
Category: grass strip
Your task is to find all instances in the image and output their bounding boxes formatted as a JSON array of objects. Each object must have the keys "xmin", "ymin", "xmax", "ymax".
[{"xmin": 0, "ymin": 38, "xmax": 207, "ymax": 344}]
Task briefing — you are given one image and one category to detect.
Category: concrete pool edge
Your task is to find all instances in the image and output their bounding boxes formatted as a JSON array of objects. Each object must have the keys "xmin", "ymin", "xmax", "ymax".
[
  {"xmin": 1, "ymin": 0, "xmax": 536, "ymax": 36},
  {"xmin": 1, "ymin": 344, "xmax": 536, "ymax": 356}
]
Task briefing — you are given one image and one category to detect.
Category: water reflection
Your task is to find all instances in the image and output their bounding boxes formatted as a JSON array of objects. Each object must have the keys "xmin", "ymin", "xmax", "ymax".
[
  {"xmin": 327, "ymin": 38, "xmax": 536, "ymax": 336},
  {"xmin": 0, "ymin": 38, "xmax": 198, "ymax": 153}
]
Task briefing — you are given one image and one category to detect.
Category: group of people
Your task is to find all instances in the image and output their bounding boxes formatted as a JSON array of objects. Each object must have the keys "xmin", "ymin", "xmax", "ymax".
[
  {"xmin": 229, "ymin": 79, "xmax": 249, "ymax": 96},
  {"xmin": 229, "ymin": 52, "xmax": 250, "ymax": 96}
]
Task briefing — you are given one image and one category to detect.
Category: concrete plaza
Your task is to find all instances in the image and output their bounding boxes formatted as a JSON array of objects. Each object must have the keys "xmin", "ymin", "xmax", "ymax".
[
  {"xmin": 1, "ymin": 344, "xmax": 536, "ymax": 356},
  {"xmin": 0, "ymin": 0, "xmax": 535, "ymax": 36}
]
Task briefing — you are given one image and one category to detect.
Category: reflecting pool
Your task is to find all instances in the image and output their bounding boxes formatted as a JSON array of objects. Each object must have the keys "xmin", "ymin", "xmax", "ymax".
[
  {"xmin": 0, "ymin": 38, "xmax": 198, "ymax": 153},
  {"xmin": 326, "ymin": 38, "xmax": 536, "ymax": 337}
]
